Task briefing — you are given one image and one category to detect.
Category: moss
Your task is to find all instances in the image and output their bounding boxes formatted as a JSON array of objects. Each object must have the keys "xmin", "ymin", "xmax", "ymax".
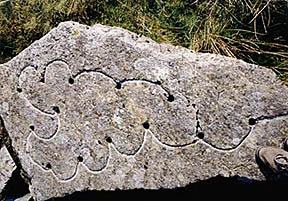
[{"xmin": 72, "ymin": 29, "xmax": 80, "ymax": 36}]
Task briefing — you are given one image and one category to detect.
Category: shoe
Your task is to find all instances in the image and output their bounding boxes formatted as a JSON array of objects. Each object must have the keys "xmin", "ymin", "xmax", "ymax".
[{"xmin": 256, "ymin": 146, "xmax": 288, "ymax": 175}]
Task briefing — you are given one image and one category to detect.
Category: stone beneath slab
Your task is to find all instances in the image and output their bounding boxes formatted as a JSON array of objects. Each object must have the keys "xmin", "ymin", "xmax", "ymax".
[
  {"xmin": 15, "ymin": 193, "xmax": 32, "ymax": 201},
  {"xmin": 0, "ymin": 21, "xmax": 287, "ymax": 201},
  {"xmin": 0, "ymin": 146, "xmax": 16, "ymax": 193}
]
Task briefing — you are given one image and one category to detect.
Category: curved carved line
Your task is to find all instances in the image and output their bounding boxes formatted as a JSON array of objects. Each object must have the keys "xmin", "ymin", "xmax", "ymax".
[
  {"xmin": 25, "ymin": 132, "xmax": 80, "ymax": 182},
  {"xmin": 109, "ymin": 131, "xmax": 148, "ymax": 158},
  {"xmin": 80, "ymin": 153, "xmax": 111, "ymax": 175},
  {"xmin": 200, "ymin": 127, "xmax": 254, "ymax": 152},
  {"xmin": 255, "ymin": 113, "xmax": 288, "ymax": 123},
  {"xmin": 147, "ymin": 130, "xmax": 199, "ymax": 150},
  {"xmin": 45, "ymin": 59, "xmax": 70, "ymax": 68},
  {"xmin": 21, "ymin": 95, "xmax": 55, "ymax": 116},
  {"xmin": 18, "ymin": 64, "xmax": 38, "ymax": 77},
  {"xmin": 120, "ymin": 79, "xmax": 170, "ymax": 95},
  {"xmin": 26, "ymin": 130, "xmax": 110, "ymax": 182},
  {"xmin": 28, "ymin": 117, "xmax": 60, "ymax": 141},
  {"xmin": 73, "ymin": 70, "xmax": 116, "ymax": 83},
  {"xmin": 44, "ymin": 59, "xmax": 72, "ymax": 83},
  {"xmin": 26, "ymin": 129, "xmax": 199, "ymax": 182}
]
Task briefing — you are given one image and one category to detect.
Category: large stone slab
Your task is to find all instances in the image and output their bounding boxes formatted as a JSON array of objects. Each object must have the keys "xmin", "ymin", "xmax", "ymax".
[{"xmin": 0, "ymin": 21, "xmax": 287, "ymax": 200}]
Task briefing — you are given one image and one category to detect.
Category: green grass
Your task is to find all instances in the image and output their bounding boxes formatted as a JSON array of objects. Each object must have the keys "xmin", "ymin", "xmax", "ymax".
[{"xmin": 0, "ymin": 0, "xmax": 287, "ymax": 84}]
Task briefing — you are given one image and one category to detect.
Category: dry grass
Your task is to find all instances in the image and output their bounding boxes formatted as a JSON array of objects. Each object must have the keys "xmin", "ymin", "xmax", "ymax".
[{"xmin": 0, "ymin": 0, "xmax": 287, "ymax": 84}]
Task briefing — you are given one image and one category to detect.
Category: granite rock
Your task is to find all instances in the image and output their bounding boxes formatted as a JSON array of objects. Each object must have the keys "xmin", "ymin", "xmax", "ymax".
[
  {"xmin": 0, "ymin": 146, "xmax": 16, "ymax": 193},
  {"xmin": 15, "ymin": 193, "xmax": 32, "ymax": 201},
  {"xmin": 0, "ymin": 21, "xmax": 287, "ymax": 200}
]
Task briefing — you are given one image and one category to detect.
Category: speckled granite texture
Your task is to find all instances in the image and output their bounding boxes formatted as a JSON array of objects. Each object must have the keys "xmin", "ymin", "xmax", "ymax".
[
  {"xmin": 0, "ymin": 21, "xmax": 287, "ymax": 201},
  {"xmin": 0, "ymin": 146, "xmax": 16, "ymax": 193}
]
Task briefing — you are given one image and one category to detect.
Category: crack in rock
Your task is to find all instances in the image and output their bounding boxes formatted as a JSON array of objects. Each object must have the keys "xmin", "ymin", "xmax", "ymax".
[{"xmin": 249, "ymin": 113, "xmax": 288, "ymax": 125}]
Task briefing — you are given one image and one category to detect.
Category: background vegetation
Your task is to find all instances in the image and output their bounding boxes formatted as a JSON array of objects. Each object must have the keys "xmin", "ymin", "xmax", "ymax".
[{"xmin": 0, "ymin": 0, "xmax": 287, "ymax": 84}]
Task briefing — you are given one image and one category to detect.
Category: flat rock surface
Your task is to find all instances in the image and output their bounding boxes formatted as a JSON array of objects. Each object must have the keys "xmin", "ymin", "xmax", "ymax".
[
  {"xmin": 0, "ymin": 146, "xmax": 16, "ymax": 193},
  {"xmin": 14, "ymin": 193, "xmax": 32, "ymax": 201},
  {"xmin": 0, "ymin": 21, "xmax": 288, "ymax": 200}
]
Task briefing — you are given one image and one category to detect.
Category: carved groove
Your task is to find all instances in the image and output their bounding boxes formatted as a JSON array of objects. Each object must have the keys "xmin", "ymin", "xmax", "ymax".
[{"xmin": 15, "ymin": 59, "xmax": 288, "ymax": 182}]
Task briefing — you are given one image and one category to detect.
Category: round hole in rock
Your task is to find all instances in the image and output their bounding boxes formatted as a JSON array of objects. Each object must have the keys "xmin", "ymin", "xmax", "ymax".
[
  {"xmin": 115, "ymin": 82, "xmax": 122, "ymax": 89},
  {"xmin": 77, "ymin": 156, "xmax": 83, "ymax": 162},
  {"xmin": 16, "ymin": 88, "xmax": 22, "ymax": 93},
  {"xmin": 29, "ymin": 125, "xmax": 35, "ymax": 131},
  {"xmin": 197, "ymin": 132, "xmax": 204, "ymax": 139},
  {"xmin": 52, "ymin": 106, "xmax": 60, "ymax": 114},
  {"xmin": 167, "ymin": 94, "xmax": 175, "ymax": 102},
  {"xmin": 248, "ymin": 118, "xmax": 256, "ymax": 125},
  {"xmin": 142, "ymin": 121, "xmax": 150, "ymax": 129},
  {"xmin": 105, "ymin": 136, "xmax": 112, "ymax": 143},
  {"xmin": 68, "ymin": 77, "xmax": 75, "ymax": 84},
  {"xmin": 46, "ymin": 163, "xmax": 52, "ymax": 169},
  {"xmin": 144, "ymin": 165, "xmax": 148, "ymax": 170},
  {"xmin": 155, "ymin": 80, "xmax": 161, "ymax": 85}
]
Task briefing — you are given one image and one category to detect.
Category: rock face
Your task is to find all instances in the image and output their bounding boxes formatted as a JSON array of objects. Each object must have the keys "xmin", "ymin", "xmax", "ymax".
[
  {"xmin": 0, "ymin": 21, "xmax": 288, "ymax": 200},
  {"xmin": 0, "ymin": 146, "xmax": 16, "ymax": 193}
]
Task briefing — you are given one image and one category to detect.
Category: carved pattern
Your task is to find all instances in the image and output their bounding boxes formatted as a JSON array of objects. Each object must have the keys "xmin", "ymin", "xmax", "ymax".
[
  {"xmin": 20, "ymin": 60, "xmax": 200, "ymax": 181},
  {"xmin": 16, "ymin": 59, "xmax": 288, "ymax": 182}
]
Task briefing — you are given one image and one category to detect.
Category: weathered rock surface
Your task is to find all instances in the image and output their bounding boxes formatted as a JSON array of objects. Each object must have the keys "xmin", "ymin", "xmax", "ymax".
[
  {"xmin": 0, "ymin": 146, "xmax": 16, "ymax": 193},
  {"xmin": 0, "ymin": 21, "xmax": 287, "ymax": 200},
  {"xmin": 15, "ymin": 193, "xmax": 32, "ymax": 201}
]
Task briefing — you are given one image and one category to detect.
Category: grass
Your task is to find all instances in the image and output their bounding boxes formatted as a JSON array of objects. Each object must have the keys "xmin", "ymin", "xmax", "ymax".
[{"xmin": 0, "ymin": 0, "xmax": 287, "ymax": 84}]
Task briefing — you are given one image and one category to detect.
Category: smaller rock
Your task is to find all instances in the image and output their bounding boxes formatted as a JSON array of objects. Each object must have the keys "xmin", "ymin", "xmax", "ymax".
[
  {"xmin": 0, "ymin": 145, "xmax": 16, "ymax": 193},
  {"xmin": 15, "ymin": 193, "xmax": 32, "ymax": 201}
]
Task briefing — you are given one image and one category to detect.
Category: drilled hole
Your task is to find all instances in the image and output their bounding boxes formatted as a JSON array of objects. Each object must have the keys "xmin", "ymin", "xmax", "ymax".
[
  {"xmin": 29, "ymin": 125, "xmax": 35, "ymax": 131},
  {"xmin": 197, "ymin": 132, "xmax": 204, "ymax": 139},
  {"xmin": 142, "ymin": 121, "xmax": 150, "ymax": 129},
  {"xmin": 46, "ymin": 163, "xmax": 52, "ymax": 169},
  {"xmin": 249, "ymin": 118, "xmax": 256, "ymax": 125},
  {"xmin": 155, "ymin": 80, "xmax": 161, "ymax": 85},
  {"xmin": 106, "ymin": 136, "xmax": 112, "ymax": 143},
  {"xmin": 115, "ymin": 82, "xmax": 122, "ymax": 89},
  {"xmin": 144, "ymin": 165, "xmax": 148, "ymax": 170},
  {"xmin": 68, "ymin": 77, "xmax": 75, "ymax": 84},
  {"xmin": 167, "ymin": 94, "xmax": 175, "ymax": 102},
  {"xmin": 98, "ymin": 140, "xmax": 102, "ymax": 145},
  {"xmin": 77, "ymin": 156, "xmax": 83, "ymax": 162},
  {"xmin": 52, "ymin": 106, "xmax": 60, "ymax": 114},
  {"xmin": 16, "ymin": 88, "xmax": 22, "ymax": 93}
]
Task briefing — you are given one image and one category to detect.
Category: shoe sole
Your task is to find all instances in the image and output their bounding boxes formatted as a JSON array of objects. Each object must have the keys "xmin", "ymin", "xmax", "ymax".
[{"xmin": 255, "ymin": 147, "xmax": 288, "ymax": 182}]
